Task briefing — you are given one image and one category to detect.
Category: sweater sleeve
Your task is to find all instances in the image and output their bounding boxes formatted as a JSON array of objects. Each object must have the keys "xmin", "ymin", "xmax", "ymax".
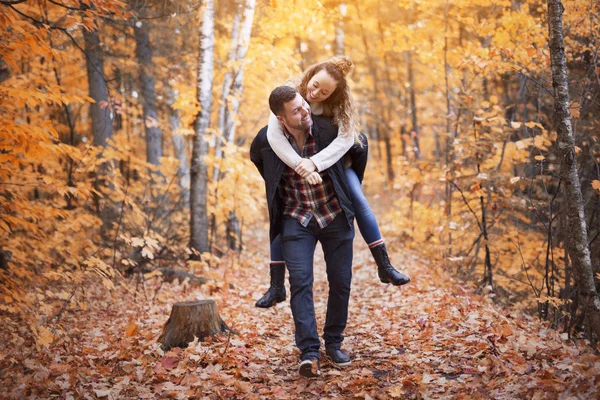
[
  {"xmin": 309, "ymin": 127, "xmax": 355, "ymax": 172},
  {"xmin": 266, "ymin": 111, "xmax": 302, "ymax": 169}
]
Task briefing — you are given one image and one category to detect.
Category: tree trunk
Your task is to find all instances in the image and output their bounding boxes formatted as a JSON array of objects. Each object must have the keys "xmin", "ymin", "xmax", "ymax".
[
  {"xmin": 83, "ymin": 28, "xmax": 113, "ymax": 148},
  {"xmin": 334, "ymin": 3, "xmax": 346, "ymax": 56},
  {"xmin": 0, "ymin": 55, "xmax": 9, "ymax": 82},
  {"xmin": 158, "ymin": 300, "xmax": 230, "ymax": 350},
  {"xmin": 226, "ymin": 210, "xmax": 241, "ymax": 251},
  {"xmin": 443, "ymin": 0, "xmax": 454, "ymax": 255},
  {"xmin": 134, "ymin": 20, "xmax": 163, "ymax": 167},
  {"xmin": 406, "ymin": 51, "xmax": 421, "ymax": 160},
  {"xmin": 382, "ymin": 131, "xmax": 394, "ymax": 182},
  {"xmin": 213, "ymin": 3, "xmax": 242, "ymax": 182},
  {"xmin": 190, "ymin": 0, "xmax": 215, "ymax": 254},
  {"xmin": 547, "ymin": 0, "xmax": 600, "ymax": 340},
  {"xmin": 223, "ymin": 0, "xmax": 256, "ymax": 146},
  {"xmin": 83, "ymin": 26, "xmax": 116, "ymax": 234},
  {"xmin": 165, "ymin": 80, "xmax": 190, "ymax": 204}
]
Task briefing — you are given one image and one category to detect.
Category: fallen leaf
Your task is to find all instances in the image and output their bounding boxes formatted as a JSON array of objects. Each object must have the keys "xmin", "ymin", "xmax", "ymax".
[
  {"xmin": 161, "ymin": 355, "xmax": 180, "ymax": 370},
  {"xmin": 126, "ymin": 322, "xmax": 139, "ymax": 337}
]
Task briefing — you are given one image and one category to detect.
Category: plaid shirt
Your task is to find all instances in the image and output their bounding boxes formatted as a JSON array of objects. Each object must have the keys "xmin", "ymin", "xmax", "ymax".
[{"xmin": 279, "ymin": 129, "xmax": 342, "ymax": 228}]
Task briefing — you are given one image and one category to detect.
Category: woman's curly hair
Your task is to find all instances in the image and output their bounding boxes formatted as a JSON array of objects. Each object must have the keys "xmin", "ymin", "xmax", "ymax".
[{"xmin": 297, "ymin": 56, "xmax": 362, "ymax": 145}]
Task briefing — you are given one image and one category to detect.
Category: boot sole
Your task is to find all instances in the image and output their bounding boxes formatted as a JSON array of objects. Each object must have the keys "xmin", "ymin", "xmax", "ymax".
[
  {"xmin": 379, "ymin": 277, "xmax": 410, "ymax": 286},
  {"xmin": 255, "ymin": 297, "xmax": 286, "ymax": 308},
  {"xmin": 299, "ymin": 360, "xmax": 321, "ymax": 377},
  {"xmin": 326, "ymin": 355, "xmax": 351, "ymax": 367},
  {"xmin": 381, "ymin": 280, "xmax": 410, "ymax": 286}
]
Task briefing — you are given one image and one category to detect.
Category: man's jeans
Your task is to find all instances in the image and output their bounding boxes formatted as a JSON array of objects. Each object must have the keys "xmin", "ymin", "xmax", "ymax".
[{"xmin": 281, "ymin": 214, "xmax": 354, "ymax": 361}]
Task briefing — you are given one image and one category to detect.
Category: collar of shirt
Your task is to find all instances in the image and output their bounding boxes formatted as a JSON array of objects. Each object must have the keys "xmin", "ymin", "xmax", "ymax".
[{"xmin": 282, "ymin": 126, "xmax": 314, "ymax": 155}]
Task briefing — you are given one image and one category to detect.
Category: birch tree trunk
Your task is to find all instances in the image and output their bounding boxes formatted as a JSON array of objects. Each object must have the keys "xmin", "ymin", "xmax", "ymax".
[
  {"xmin": 334, "ymin": 3, "xmax": 346, "ymax": 56},
  {"xmin": 213, "ymin": 0, "xmax": 256, "ymax": 182},
  {"xmin": 134, "ymin": 20, "xmax": 163, "ymax": 167},
  {"xmin": 547, "ymin": 0, "xmax": 600, "ymax": 339},
  {"xmin": 219, "ymin": 0, "xmax": 255, "ymax": 251},
  {"xmin": 190, "ymin": 0, "xmax": 215, "ymax": 254},
  {"xmin": 165, "ymin": 79, "xmax": 190, "ymax": 204},
  {"xmin": 223, "ymin": 0, "xmax": 256, "ymax": 145},
  {"xmin": 213, "ymin": 4, "xmax": 241, "ymax": 181}
]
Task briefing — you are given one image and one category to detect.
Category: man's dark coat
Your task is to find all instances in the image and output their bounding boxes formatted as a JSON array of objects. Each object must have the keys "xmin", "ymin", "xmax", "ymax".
[{"xmin": 250, "ymin": 115, "xmax": 368, "ymax": 243}]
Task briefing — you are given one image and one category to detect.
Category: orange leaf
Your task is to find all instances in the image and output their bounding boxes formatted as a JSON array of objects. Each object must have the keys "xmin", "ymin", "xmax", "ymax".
[
  {"xmin": 125, "ymin": 322, "xmax": 139, "ymax": 337},
  {"xmin": 570, "ymin": 102, "xmax": 581, "ymax": 119}
]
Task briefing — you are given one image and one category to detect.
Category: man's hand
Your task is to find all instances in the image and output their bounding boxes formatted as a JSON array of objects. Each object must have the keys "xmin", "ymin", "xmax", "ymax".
[
  {"xmin": 305, "ymin": 172, "xmax": 322, "ymax": 185},
  {"xmin": 295, "ymin": 158, "xmax": 317, "ymax": 177}
]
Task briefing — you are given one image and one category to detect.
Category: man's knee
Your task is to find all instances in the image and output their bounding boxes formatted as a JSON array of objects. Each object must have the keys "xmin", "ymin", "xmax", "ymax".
[{"xmin": 287, "ymin": 264, "xmax": 313, "ymax": 286}]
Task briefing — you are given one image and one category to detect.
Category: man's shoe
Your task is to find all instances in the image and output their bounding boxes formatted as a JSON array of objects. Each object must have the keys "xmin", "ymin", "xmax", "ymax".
[
  {"xmin": 370, "ymin": 243, "xmax": 410, "ymax": 286},
  {"xmin": 325, "ymin": 347, "xmax": 351, "ymax": 367},
  {"xmin": 299, "ymin": 359, "xmax": 321, "ymax": 377},
  {"xmin": 255, "ymin": 263, "xmax": 286, "ymax": 308}
]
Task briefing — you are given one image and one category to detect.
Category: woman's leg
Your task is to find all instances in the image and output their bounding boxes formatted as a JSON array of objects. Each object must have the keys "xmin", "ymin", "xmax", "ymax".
[
  {"xmin": 344, "ymin": 168, "xmax": 410, "ymax": 286},
  {"xmin": 255, "ymin": 234, "xmax": 287, "ymax": 308},
  {"xmin": 270, "ymin": 233, "xmax": 285, "ymax": 263},
  {"xmin": 344, "ymin": 168, "xmax": 383, "ymax": 247}
]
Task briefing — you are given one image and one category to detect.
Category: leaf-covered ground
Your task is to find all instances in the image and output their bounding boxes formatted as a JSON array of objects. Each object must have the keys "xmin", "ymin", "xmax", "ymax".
[{"xmin": 1, "ymin": 226, "xmax": 600, "ymax": 399}]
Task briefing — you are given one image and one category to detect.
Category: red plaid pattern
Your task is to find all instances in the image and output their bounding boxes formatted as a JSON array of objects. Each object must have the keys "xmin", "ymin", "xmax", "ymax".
[{"xmin": 279, "ymin": 130, "xmax": 342, "ymax": 228}]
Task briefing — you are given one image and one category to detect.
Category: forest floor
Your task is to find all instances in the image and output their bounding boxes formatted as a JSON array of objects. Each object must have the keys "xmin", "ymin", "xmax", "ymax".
[{"xmin": 2, "ymin": 200, "xmax": 600, "ymax": 399}]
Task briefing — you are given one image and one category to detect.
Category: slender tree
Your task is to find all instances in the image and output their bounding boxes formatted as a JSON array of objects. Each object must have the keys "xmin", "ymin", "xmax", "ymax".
[
  {"xmin": 190, "ymin": 0, "xmax": 215, "ymax": 254},
  {"xmin": 406, "ymin": 50, "xmax": 421, "ymax": 160},
  {"xmin": 83, "ymin": 25, "xmax": 117, "ymax": 233},
  {"xmin": 134, "ymin": 19, "xmax": 163, "ymax": 167},
  {"xmin": 221, "ymin": 0, "xmax": 255, "ymax": 251},
  {"xmin": 223, "ymin": 0, "xmax": 256, "ymax": 146},
  {"xmin": 547, "ymin": 0, "xmax": 600, "ymax": 339},
  {"xmin": 334, "ymin": 3, "xmax": 346, "ymax": 56},
  {"xmin": 83, "ymin": 28, "xmax": 113, "ymax": 148},
  {"xmin": 165, "ymin": 78, "xmax": 190, "ymax": 204},
  {"xmin": 213, "ymin": 2, "xmax": 241, "ymax": 181}
]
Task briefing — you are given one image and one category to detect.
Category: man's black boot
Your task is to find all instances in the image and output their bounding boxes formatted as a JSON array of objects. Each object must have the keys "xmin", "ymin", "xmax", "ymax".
[
  {"xmin": 255, "ymin": 263, "xmax": 286, "ymax": 308},
  {"xmin": 370, "ymin": 243, "xmax": 410, "ymax": 286},
  {"xmin": 325, "ymin": 347, "xmax": 351, "ymax": 367}
]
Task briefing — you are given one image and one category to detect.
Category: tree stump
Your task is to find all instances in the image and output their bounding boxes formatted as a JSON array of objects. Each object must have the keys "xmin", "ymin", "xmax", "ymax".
[{"xmin": 158, "ymin": 300, "xmax": 231, "ymax": 350}]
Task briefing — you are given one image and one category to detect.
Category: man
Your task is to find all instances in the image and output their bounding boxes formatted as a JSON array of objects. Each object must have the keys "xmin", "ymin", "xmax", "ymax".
[{"xmin": 250, "ymin": 86, "xmax": 362, "ymax": 377}]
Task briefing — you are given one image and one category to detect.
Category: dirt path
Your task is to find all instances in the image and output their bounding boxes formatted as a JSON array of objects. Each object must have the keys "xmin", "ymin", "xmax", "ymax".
[{"xmin": 1, "ymin": 219, "xmax": 599, "ymax": 399}]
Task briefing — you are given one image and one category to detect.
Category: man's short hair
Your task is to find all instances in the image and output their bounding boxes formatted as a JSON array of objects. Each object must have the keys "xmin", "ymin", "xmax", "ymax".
[{"xmin": 269, "ymin": 85, "xmax": 298, "ymax": 116}]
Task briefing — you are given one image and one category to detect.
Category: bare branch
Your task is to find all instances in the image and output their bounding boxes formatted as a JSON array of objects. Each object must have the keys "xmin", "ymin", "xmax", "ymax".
[
  {"xmin": 0, "ymin": 0, "xmax": 28, "ymax": 5},
  {"xmin": 448, "ymin": 180, "xmax": 483, "ymax": 232}
]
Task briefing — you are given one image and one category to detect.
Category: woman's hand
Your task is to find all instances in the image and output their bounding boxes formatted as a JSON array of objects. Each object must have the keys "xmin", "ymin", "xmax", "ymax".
[
  {"xmin": 295, "ymin": 158, "xmax": 317, "ymax": 177},
  {"xmin": 305, "ymin": 172, "xmax": 322, "ymax": 185}
]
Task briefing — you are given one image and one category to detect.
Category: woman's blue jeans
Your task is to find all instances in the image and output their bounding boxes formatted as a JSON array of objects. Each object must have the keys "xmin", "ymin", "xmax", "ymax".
[{"xmin": 270, "ymin": 167, "xmax": 381, "ymax": 262}]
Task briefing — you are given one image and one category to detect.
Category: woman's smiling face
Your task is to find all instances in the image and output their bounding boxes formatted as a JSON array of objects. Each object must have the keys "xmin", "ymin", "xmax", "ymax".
[{"xmin": 305, "ymin": 69, "xmax": 338, "ymax": 103}]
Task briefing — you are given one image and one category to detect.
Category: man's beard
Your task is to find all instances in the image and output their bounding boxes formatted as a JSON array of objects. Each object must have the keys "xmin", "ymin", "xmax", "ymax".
[{"xmin": 284, "ymin": 116, "xmax": 312, "ymax": 131}]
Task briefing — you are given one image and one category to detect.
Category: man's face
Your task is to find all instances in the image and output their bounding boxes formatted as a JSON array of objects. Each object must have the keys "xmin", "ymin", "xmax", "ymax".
[{"xmin": 278, "ymin": 93, "xmax": 312, "ymax": 132}]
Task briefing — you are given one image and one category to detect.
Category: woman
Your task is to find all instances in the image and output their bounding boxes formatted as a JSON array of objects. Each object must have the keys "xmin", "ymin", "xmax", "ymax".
[{"xmin": 256, "ymin": 56, "xmax": 410, "ymax": 308}]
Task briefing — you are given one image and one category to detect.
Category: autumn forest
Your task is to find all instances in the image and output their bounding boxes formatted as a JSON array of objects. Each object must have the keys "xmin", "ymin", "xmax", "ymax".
[{"xmin": 2, "ymin": 0, "xmax": 600, "ymax": 398}]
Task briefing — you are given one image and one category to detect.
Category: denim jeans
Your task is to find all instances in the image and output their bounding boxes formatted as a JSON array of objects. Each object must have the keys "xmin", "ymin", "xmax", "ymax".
[
  {"xmin": 344, "ymin": 167, "xmax": 382, "ymax": 245},
  {"xmin": 281, "ymin": 215, "xmax": 354, "ymax": 360},
  {"xmin": 270, "ymin": 168, "xmax": 382, "ymax": 263},
  {"xmin": 270, "ymin": 233, "xmax": 284, "ymax": 262}
]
